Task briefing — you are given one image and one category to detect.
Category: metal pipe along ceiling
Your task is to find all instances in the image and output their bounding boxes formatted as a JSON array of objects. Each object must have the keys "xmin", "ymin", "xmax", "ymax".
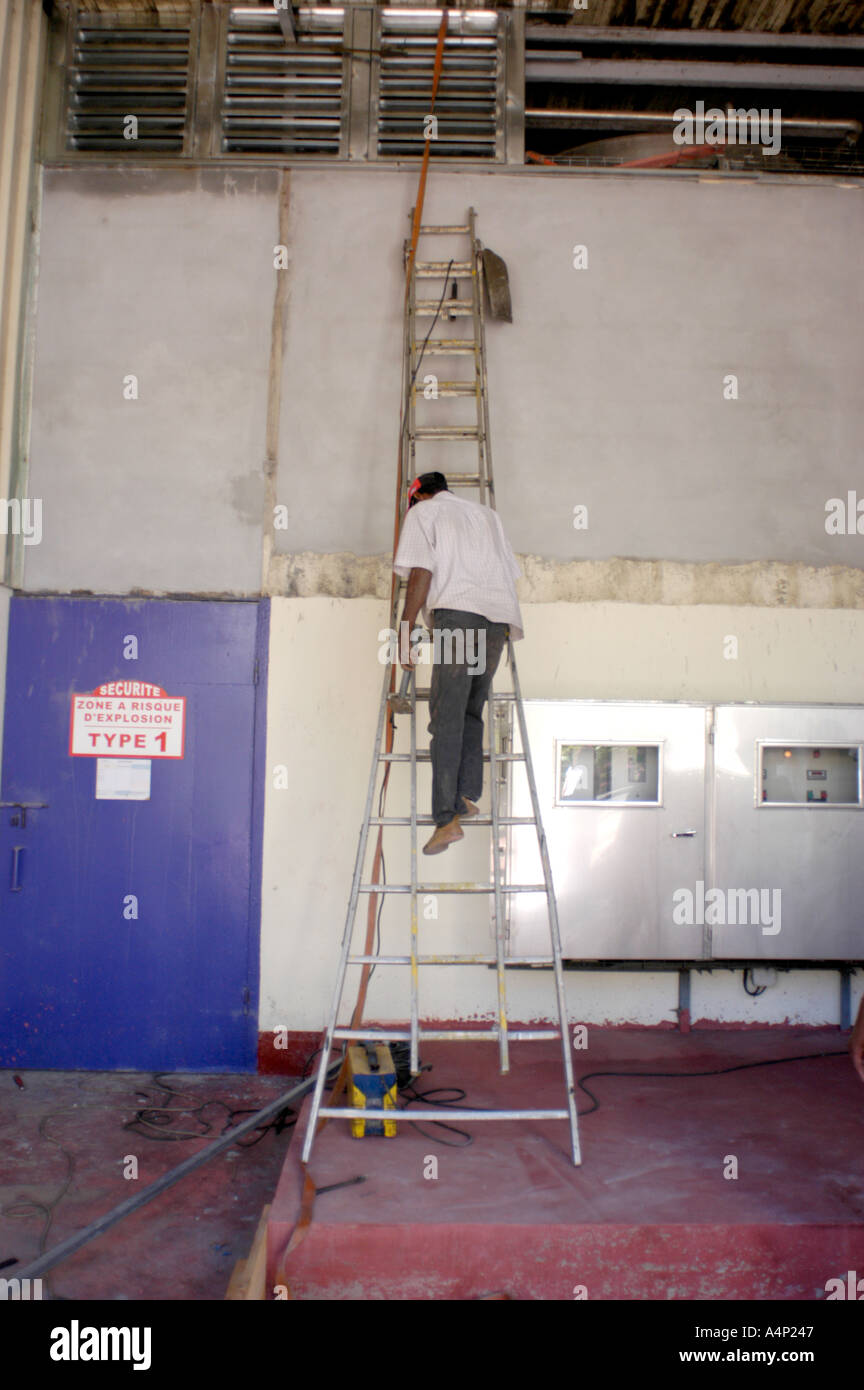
[
  {"xmin": 525, "ymin": 24, "xmax": 864, "ymax": 52},
  {"xmin": 524, "ymin": 57, "xmax": 864, "ymax": 92},
  {"xmin": 525, "ymin": 109, "xmax": 863, "ymax": 140}
]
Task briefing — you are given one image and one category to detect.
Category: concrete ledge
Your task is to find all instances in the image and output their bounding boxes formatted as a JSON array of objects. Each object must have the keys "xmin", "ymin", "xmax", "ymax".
[{"xmin": 267, "ymin": 553, "xmax": 864, "ymax": 608}]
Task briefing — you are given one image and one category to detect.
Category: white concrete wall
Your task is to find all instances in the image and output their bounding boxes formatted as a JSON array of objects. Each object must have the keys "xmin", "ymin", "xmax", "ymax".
[
  {"xmin": 22, "ymin": 167, "xmax": 864, "ymax": 592},
  {"xmin": 691, "ymin": 968, "xmax": 849, "ymax": 1026},
  {"xmin": 274, "ymin": 168, "xmax": 864, "ymax": 566},
  {"xmin": 259, "ymin": 596, "xmax": 864, "ymax": 1031},
  {"xmin": 23, "ymin": 168, "xmax": 278, "ymax": 595}
]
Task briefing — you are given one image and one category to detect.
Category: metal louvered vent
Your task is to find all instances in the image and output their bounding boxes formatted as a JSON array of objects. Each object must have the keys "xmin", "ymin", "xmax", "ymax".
[
  {"xmin": 376, "ymin": 9, "xmax": 502, "ymax": 160},
  {"xmin": 66, "ymin": 13, "xmax": 192, "ymax": 154},
  {"xmin": 222, "ymin": 6, "xmax": 346, "ymax": 157}
]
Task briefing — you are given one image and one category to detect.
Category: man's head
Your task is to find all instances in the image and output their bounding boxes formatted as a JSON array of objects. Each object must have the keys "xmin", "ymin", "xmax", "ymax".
[{"xmin": 408, "ymin": 472, "xmax": 449, "ymax": 507}]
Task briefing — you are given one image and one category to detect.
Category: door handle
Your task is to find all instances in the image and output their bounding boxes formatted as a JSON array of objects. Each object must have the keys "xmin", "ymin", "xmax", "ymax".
[
  {"xmin": 10, "ymin": 846, "xmax": 24, "ymax": 891},
  {"xmin": 670, "ymin": 830, "xmax": 697, "ymax": 838},
  {"xmin": 1, "ymin": 801, "xmax": 48, "ymax": 829}
]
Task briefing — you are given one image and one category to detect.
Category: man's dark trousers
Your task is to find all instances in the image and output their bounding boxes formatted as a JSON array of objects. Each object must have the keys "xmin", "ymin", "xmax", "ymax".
[{"xmin": 428, "ymin": 608, "xmax": 510, "ymax": 828}]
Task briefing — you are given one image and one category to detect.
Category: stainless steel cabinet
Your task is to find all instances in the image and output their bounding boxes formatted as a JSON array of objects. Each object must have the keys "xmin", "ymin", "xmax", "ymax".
[
  {"xmin": 507, "ymin": 701, "xmax": 864, "ymax": 962},
  {"xmin": 713, "ymin": 705, "xmax": 864, "ymax": 960},
  {"xmin": 509, "ymin": 701, "xmax": 709, "ymax": 961}
]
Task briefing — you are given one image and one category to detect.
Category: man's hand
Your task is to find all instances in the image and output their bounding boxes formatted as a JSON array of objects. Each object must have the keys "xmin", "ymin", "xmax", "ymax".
[
  {"xmin": 398, "ymin": 569, "xmax": 432, "ymax": 669},
  {"xmin": 398, "ymin": 616, "xmax": 420, "ymax": 670},
  {"xmin": 850, "ymin": 998, "xmax": 864, "ymax": 1083}
]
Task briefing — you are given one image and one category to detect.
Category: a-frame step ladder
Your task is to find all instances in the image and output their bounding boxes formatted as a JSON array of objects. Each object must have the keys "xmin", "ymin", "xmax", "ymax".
[{"xmin": 301, "ymin": 209, "xmax": 581, "ymax": 1167}]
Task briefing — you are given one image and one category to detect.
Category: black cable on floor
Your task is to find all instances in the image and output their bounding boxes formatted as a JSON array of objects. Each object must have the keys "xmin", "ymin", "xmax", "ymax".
[
  {"xmin": 398, "ymin": 1081, "xmax": 476, "ymax": 1147},
  {"xmin": 1, "ymin": 1111, "xmax": 78, "ymax": 1299},
  {"xmin": 122, "ymin": 1073, "xmax": 298, "ymax": 1146},
  {"xmin": 575, "ymin": 1048, "xmax": 849, "ymax": 1115},
  {"xmin": 393, "ymin": 1047, "xmax": 852, "ymax": 1143}
]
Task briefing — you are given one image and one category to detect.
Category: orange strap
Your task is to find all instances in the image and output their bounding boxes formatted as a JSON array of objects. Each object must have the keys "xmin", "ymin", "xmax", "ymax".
[{"xmin": 405, "ymin": 10, "xmax": 450, "ymax": 288}]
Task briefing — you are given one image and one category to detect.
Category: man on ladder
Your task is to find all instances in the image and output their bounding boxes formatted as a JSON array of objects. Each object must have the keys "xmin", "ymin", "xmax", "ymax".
[
  {"xmin": 394, "ymin": 470, "xmax": 523, "ymax": 856},
  {"xmin": 300, "ymin": 213, "xmax": 581, "ymax": 1170}
]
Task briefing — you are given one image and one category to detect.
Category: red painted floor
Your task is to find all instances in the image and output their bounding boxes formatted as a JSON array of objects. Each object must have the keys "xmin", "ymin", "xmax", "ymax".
[
  {"xmin": 0, "ymin": 1071, "xmax": 300, "ymax": 1300},
  {"xmin": 3, "ymin": 1032, "xmax": 862, "ymax": 1302},
  {"xmin": 269, "ymin": 1029, "xmax": 864, "ymax": 1300}
]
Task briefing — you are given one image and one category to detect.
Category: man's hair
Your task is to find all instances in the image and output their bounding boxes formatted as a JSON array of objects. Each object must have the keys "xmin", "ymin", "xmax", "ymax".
[{"xmin": 416, "ymin": 472, "xmax": 449, "ymax": 497}]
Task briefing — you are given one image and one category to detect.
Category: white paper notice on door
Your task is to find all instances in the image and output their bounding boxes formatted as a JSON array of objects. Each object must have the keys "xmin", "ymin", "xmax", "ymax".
[{"xmin": 95, "ymin": 757, "xmax": 152, "ymax": 801}]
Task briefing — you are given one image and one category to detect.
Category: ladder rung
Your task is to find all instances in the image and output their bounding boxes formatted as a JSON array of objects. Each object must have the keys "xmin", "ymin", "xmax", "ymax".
[
  {"xmin": 357, "ymin": 883, "xmax": 547, "ymax": 894},
  {"xmin": 377, "ymin": 754, "xmax": 525, "ymax": 765},
  {"xmin": 398, "ymin": 688, "xmax": 513, "ymax": 702},
  {"xmin": 411, "ymin": 427, "xmax": 481, "ymax": 440},
  {"xmin": 416, "ymin": 341, "xmax": 477, "ymax": 355},
  {"xmin": 347, "ymin": 954, "xmax": 555, "ymax": 966},
  {"xmin": 412, "ymin": 382, "xmax": 477, "ymax": 395},
  {"xmin": 317, "ymin": 1107, "xmax": 569, "ymax": 1121},
  {"xmin": 414, "ymin": 302, "xmax": 474, "ymax": 317},
  {"xmin": 332, "ymin": 1028, "xmax": 562, "ymax": 1043},
  {"xmin": 368, "ymin": 816, "xmax": 535, "ymax": 826},
  {"xmin": 399, "ymin": 470, "xmax": 485, "ymax": 486},
  {"xmin": 415, "ymin": 261, "xmax": 473, "ymax": 276},
  {"xmin": 417, "ymin": 224, "xmax": 470, "ymax": 234}
]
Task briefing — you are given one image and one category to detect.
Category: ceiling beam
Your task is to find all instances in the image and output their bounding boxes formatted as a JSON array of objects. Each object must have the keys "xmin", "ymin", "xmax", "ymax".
[
  {"xmin": 525, "ymin": 57, "xmax": 864, "ymax": 91},
  {"xmin": 525, "ymin": 24, "xmax": 864, "ymax": 53}
]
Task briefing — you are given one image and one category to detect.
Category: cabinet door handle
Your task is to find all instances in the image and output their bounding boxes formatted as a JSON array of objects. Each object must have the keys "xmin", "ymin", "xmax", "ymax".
[
  {"xmin": 10, "ymin": 846, "xmax": 24, "ymax": 891},
  {"xmin": 670, "ymin": 830, "xmax": 697, "ymax": 838}
]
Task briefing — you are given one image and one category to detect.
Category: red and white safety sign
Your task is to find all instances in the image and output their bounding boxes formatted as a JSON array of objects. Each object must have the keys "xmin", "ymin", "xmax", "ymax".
[{"xmin": 69, "ymin": 681, "xmax": 186, "ymax": 758}]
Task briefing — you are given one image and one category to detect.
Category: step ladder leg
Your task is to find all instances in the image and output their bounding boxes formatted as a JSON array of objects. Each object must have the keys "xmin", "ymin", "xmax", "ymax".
[
  {"xmin": 301, "ymin": 661, "xmax": 394, "ymax": 1166},
  {"xmin": 510, "ymin": 649, "xmax": 582, "ymax": 1166},
  {"xmin": 409, "ymin": 664, "xmax": 420, "ymax": 1076},
  {"xmin": 487, "ymin": 669, "xmax": 510, "ymax": 1075},
  {"xmin": 471, "ymin": 206, "xmax": 494, "ymax": 508}
]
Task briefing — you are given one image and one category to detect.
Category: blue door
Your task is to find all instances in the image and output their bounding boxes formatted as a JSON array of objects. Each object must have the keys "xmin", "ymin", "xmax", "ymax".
[{"xmin": 0, "ymin": 597, "xmax": 268, "ymax": 1070}]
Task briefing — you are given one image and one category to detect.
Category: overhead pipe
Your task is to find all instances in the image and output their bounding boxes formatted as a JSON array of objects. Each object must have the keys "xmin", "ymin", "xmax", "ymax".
[
  {"xmin": 525, "ymin": 56, "xmax": 864, "ymax": 92},
  {"xmin": 525, "ymin": 23, "xmax": 864, "ymax": 53},
  {"xmin": 525, "ymin": 108, "xmax": 863, "ymax": 142}
]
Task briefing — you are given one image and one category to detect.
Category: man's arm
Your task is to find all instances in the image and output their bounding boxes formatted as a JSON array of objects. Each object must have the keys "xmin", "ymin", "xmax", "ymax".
[
  {"xmin": 850, "ymin": 996, "xmax": 864, "ymax": 1083},
  {"xmin": 398, "ymin": 567, "xmax": 432, "ymax": 668}
]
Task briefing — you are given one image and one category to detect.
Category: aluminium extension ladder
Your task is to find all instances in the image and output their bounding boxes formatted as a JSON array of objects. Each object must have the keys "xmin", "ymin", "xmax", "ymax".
[{"xmin": 301, "ymin": 209, "xmax": 581, "ymax": 1167}]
